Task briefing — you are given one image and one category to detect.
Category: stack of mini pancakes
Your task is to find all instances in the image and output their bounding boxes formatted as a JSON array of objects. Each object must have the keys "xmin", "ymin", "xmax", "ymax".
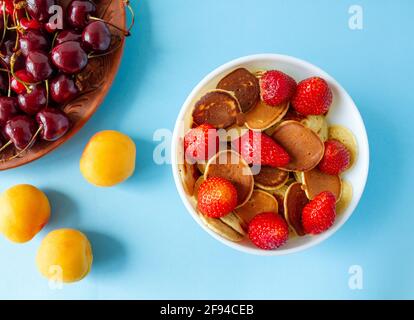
[{"xmin": 179, "ymin": 68, "xmax": 358, "ymax": 243}]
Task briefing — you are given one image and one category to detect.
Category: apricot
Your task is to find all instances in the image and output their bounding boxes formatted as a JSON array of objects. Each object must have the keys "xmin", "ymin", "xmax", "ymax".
[
  {"xmin": 80, "ymin": 130, "xmax": 136, "ymax": 187},
  {"xmin": 36, "ymin": 229, "xmax": 93, "ymax": 283},
  {"xmin": 0, "ymin": 184, "xmax": 50, "ymax": 243}
]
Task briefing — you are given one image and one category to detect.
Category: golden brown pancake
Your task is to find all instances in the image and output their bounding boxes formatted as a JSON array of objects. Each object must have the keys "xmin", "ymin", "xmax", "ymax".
[
  {"xmin": 302, "ymin": 168, "xmax": 342, "ymax": 202},
  {"xmin": 245, "ymin": 100, "xmax": 289, "ymax": 131},
  {"xmin": 284, "ymin": 182, "xmax": 308, "ymax": 236},
  {"xmin": 217, "ymin": 68, "xmax": 260, "ymax": 113},
  {"xmin": 254, "ymin": 166, "xmax": 290, "ymax": 190},
  {"xmin": 272, "ymin": 121, "xmax": 324, "ymax": 172},
  {"xmin": 192, "ymin": 90, "xmax": 241, "ymax": 129},
  {"xmin": 198, "ymin": 213, "xmax": 244, "ymax": 242},
  {"xmin": 193, "ymin": 175, "xmax": 205, "ymax": 198},
  {"xmin": 178, "ymin": 161, "xmax": 200, "ymax": 196},
  {"xmin": 205, "ymin": 150, "xmax": 254, "ymax": 207},
  {"xmin": 235, "ymin": 190, "xmax": 278, "ymax": 227}
]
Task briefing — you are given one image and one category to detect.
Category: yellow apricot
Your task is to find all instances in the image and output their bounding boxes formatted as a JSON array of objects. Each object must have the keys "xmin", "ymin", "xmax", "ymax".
[
  {"xmin": 36, "ymin": 229, "xmax": 93, "ymax": 283},
  {"xmin": 0, "ymin": 184, "xmax": 50, "ymax": 243},
  {"xmin": 80, "ymin": 130, "xmax": 136, "ymax": 187}
]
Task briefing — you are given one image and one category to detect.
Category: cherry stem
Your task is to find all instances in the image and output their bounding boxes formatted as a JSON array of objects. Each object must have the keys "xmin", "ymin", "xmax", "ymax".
[
  {"xmin": 0, "ymin": 140, "xmax": 12, "ymax": 153},
  {"xmin": 5, "ymin": 125, "xmax": 42, "ymax": 161},
  {"xmin": 45, "ymin": 79, "xmax": 49, "ymax": 107}
]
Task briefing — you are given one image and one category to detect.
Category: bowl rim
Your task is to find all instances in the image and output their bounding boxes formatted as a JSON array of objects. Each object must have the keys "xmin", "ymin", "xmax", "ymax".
[{"xmin": 171, "ymin": 53, "xmax": 370, "ymax": 256}]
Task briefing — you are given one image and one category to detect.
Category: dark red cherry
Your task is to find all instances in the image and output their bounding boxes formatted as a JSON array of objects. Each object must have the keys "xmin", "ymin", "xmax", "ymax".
[
  {"xmin": 4, "ymin": 115, "xmax": 38, "ymax": 150},
  {"xmin": 82, "ymin": 21, "xmax": 111, "ymax": 52},
  {"xmin": 0, "ymin": 0, "xmax": 14, "ymax": 15},
  {"xmin": 50, "ymin": 74, "xmax": 79, "ymax": 104},
  {"xmin": 25, "ymin": 51, "xmax": 53, "ymax": 81},
  {"xmin": 51, "ymin": 41, "xmax": 88, "ymax": 74},
  {"xmin": 19, "ymin": 30, "xmax": 49, "ymax": 56},
  {"xmin": 67, "ymin": 0, "xmax": 96, "ymax": 29},
  {"xmin": 0, "ymin": 97, "xmax": 19, "ymax": 127},
  {"xmin": 0, "ymin": 40, "xmax": 25, "ymax": 70},
  {"xmin": 26, "ymin": 0, "xmax": 56, "ymax": 22},
  {"xmin": 55, "ymin": 30, "xmax": 82, "ymax": 45},
  {"xmin": 19, "ymin": 17, "xmax": 43, "ymax": 31},
  {"xmin": 36, "ymin": 108, "xmax": 70, "ymax": 141},
  {"xmin": 0, "ymin": 73, "xmax": 8, "ymax": 93},
  {"xmin": 11, "ymin": 70, "xmax": 36, "ymax": 94},
  {"xmin": 17, "ymin": 84, "xmax": 47, "ymax": 115}
]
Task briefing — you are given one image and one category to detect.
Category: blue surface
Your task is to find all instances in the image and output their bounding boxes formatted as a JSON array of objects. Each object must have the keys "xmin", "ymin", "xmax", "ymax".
[{"xmin": 1, "ymin": 0, "xmax": 413, "ymax": 299}]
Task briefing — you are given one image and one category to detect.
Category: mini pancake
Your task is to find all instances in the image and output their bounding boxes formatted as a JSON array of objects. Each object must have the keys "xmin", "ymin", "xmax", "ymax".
[
  {"xmin": 302, "ymin": 168, "xmax": 342, "ymax": 202},
  {"xmin": 336, "ymin": 180, "xmax": 353, "ymax": 214},
  {"xmin": 273, "ymin": 185, "xmax": 289, "ymax": 217},
  {"xmin": 197, "ymin": 162, "xmax": 206, "ymax": 174},
  {"xmin": 198, "ymin": 213, "xmax": 244, "ymax": 242},
  {"xmin": 300, "ymin": 115, "xmax": 328, "ymax": 141},
  {"xmin": 318, "ymin": 118, "xmax": 328, "ymax": 142},
  {"xmin": 254, "ymin": 166, "xmax": 290, "ymax": 191},
  {"xmin": 205, "ymin": 150, "xmax": 254, "ymax": 208},
  {"xmin": 234, "ymin": 190, "xmax": 278, "ymax": 227},
  {"xmin": 284, "ymin": 182, "xmax": 308, "ymax": 236},
  {"xmin": 178, "ymin": 161, "xmax": 200, "ymax": 196},
  {"xmin": 282, "ymin": 108, "xmax": 306, "ymax": 122},
  {"xmin": 328, "ymin": 125, "xmax": 358, "ymax": 167},
  {"xmin": 272, "ymin": 120, "xmax": 325, "ymax": 172},
  {"xmin": 217, "ymin": 68, "xmax": 260, "ymax": 113},
  {"xmin": 245, "ymin": 100, "xmax": 289, "ymax": 131},
  {"xmin": 193, "ymin": 175, "xmax": 205, "ymax": 198},
  {"xmin": 222, "ymin": 123, "xmax": 247, "ymax": 142},
  {"xmin": 220, "ymin": 212, "xmax": 247, "ymax": 236},
  {"xmin": 192, "ymin": 90, "xmax": 241, "ymax": 129},
  {"xmin": 301, "ymin": 115, "xmax": 326, "ymax": 134}
]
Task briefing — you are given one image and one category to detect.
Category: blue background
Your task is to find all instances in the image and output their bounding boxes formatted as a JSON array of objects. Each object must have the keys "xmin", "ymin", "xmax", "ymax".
[{"xmin": 1, "ymin": 0, "xmax": 413, "ymax": 299}]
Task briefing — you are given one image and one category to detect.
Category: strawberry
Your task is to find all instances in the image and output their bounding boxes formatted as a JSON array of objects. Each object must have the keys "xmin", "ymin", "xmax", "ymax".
[
  {"xmin": 302, "ymin": 191, "xmax": 336, "ymax": 235},
  {"xmin": 291, "ymin": 77, "xmax": 333, "ymax": 115},
  {"xmin": 259, "ymin": 70, "xmax": 297, "ymax": 106},
  {"xmin": 197, "ymin": 177, "xmax": 238, "ymax": 218},
  {"xmin": 319, "ymin": 139, "xmax": 351, "ymax": 175},
  {"xmin": 184, "ymin": 124, "xmax": 218, "ymax": 161},
  {"xmin": 248, "ymin": 212, "xmax": 289, "ymax": 250},
  {"xmin": 232, "ymin": 130, "xmax": 290, "ymax": 168}
]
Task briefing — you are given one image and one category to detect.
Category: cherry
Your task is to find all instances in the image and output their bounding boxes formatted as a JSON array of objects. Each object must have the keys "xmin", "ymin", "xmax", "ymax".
[
  {"xmin": 82, "ymin": 21, "xmax": 111, "ymax": 52},
  {"xmin": 26, "ymin": 0, "xmax": 56, "ymax": 22},
  {"xmin": 17, "ymin": 84, "xmax": 47, "ymax": 115},
  {"xmin": 0, "ymin": 73, "xmax": 8, "ymax": 93},
  {"xmin": 19, "ymin": 30, "xmax": 49, "ymax": 56},
  {"xmin": 36, "ymin": 108, "xmax": 70, "ymax": 141},
  {"xmin": 4, "ymin": 115, "xmax": 38, "ymax": 150},
  {"xmin": 51, "ymin": 41, "xmax": 88, "ymax": 74},
  {"xmin": 0, "ymin": 97, "xmax": 19, "ymax": 127},
  {"xmin": 50, "ymin": 74, "xmax": 79, "ymax": 104},
  {"xmin": 0, "ymin": 0, "xmax": 14, "ymax": 15},
  {"xmin": 67, "ymin": 0, "xmax": 97, "ymax": 29},
  {"xmin": 19, "ymin": 18, "xmax": 43, "ymax": 32},
  {"xmin": 55, "ymin": 30, "xmax": 82, "ymax": 45},
  {"xmin": 0, "ymin": 40, "xmax": 25, "ymax": 69},
  {"xmin": 11, "ymin": 70, "xmax": 36, "ymax": 94},
  {"xmin": 25, "ymin": 51, "xmax": 53, "ymax": 81}
]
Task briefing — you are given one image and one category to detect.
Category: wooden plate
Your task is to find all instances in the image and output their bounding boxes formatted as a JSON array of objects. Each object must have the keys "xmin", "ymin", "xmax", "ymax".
[{"xmin": 0, "ymin": 0, "xmax": 127, "ymax": 170}]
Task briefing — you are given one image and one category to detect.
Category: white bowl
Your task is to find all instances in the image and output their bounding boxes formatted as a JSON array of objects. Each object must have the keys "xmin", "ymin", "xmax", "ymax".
[{"xmin": 171, "ymin": 54, "xmax": 369, "ymax": 256}]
